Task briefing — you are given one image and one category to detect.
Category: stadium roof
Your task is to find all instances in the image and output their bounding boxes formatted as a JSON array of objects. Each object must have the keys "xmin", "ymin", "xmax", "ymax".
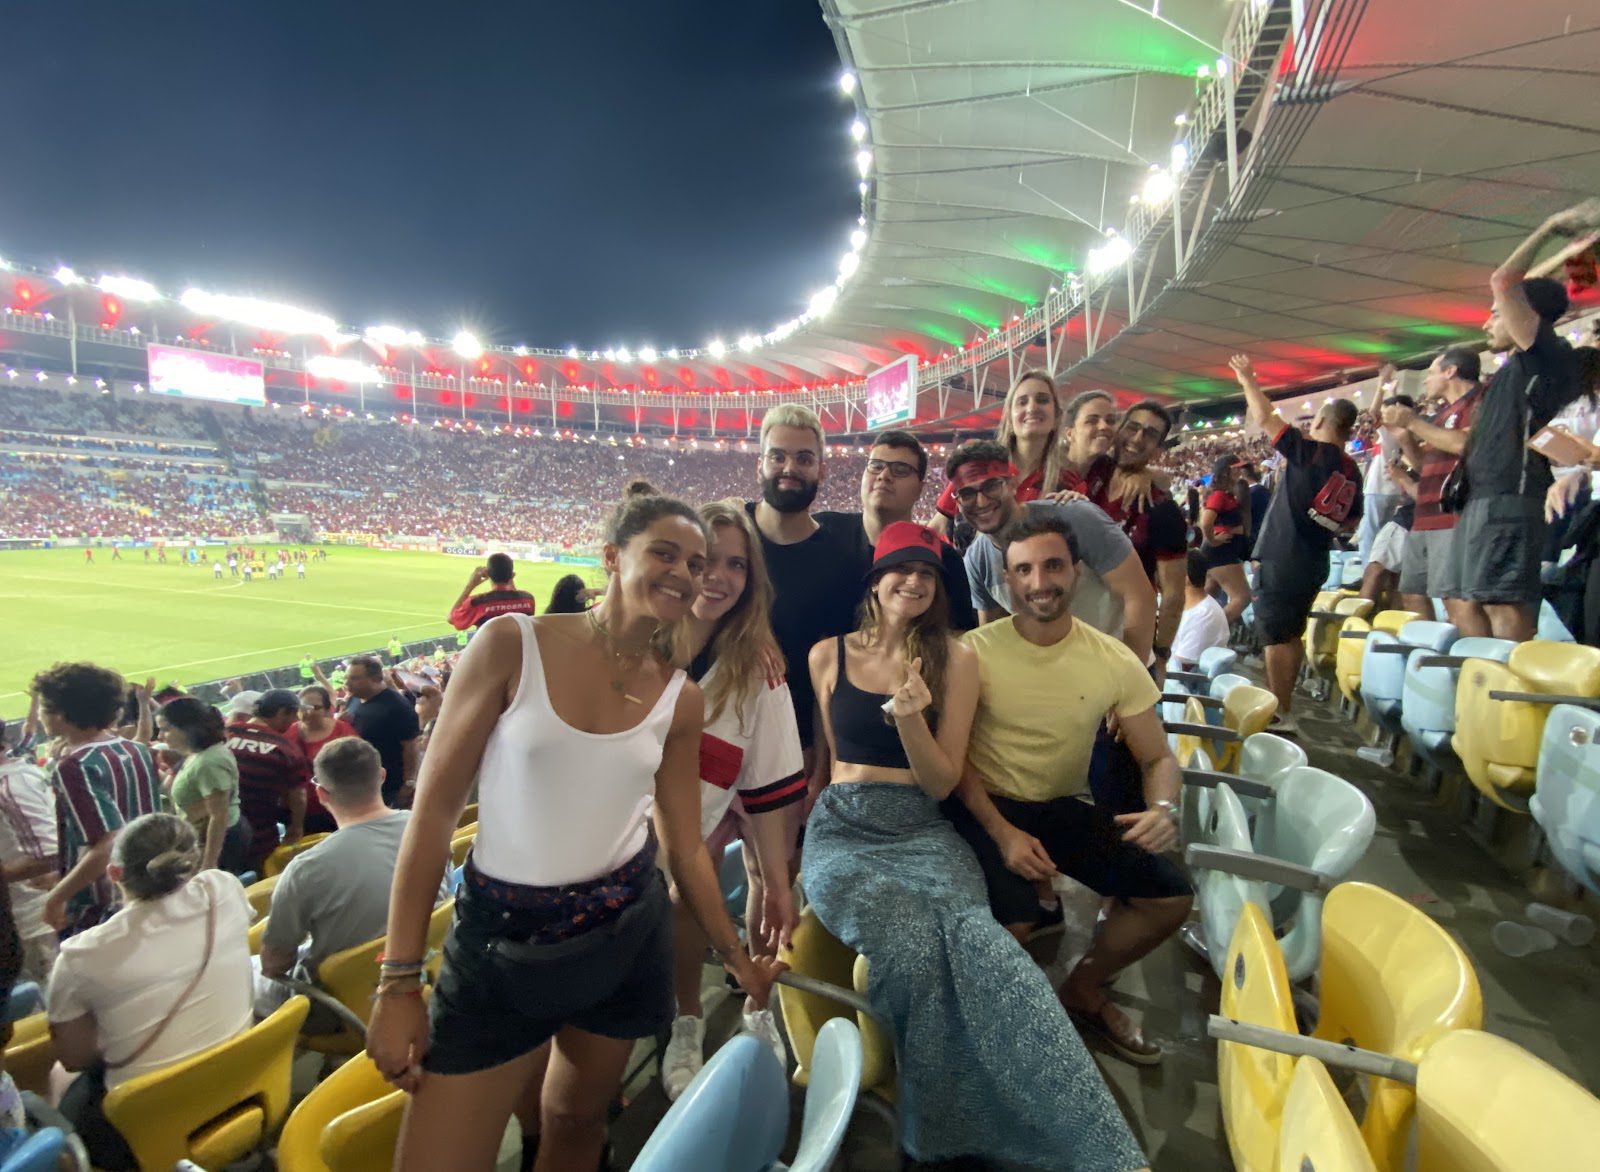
[{"xmin": 3, "ymin": 0, "xmax": 1597, "ymax": 436}]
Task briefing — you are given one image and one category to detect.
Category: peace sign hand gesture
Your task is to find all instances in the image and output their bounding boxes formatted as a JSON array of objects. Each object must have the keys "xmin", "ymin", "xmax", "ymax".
[{"xmin": 888, "ymin": 656, "xmax": 933, "ymax": 719}]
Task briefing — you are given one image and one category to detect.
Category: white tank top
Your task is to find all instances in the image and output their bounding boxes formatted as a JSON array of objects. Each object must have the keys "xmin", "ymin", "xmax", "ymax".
[{"xmin": 472, "ymin": 614, "xmax": 687, "ymax": 887}]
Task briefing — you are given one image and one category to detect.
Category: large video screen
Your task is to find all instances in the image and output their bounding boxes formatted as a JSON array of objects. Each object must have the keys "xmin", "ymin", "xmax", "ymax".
[
  {"xmin": 146, "ymin": 344, "xmax": 266, "ymax": 407},
  {"xmin": 865, "ymin": 354, "xmax": 917, "ymax": 429}
]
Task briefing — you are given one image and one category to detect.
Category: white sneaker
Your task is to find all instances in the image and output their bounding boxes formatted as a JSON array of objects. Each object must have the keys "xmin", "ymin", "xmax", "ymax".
[
  {"xmin": 1270, "ymin": 711, "xmax": 1299, "ymax": 737},
  {"xmin": 742, "ymin": 1005, "xmax": 788, "ymax": 1073},
  {"xmin": 661, "ymin": 1014, "xmax": 705, "ymax": 1101}
]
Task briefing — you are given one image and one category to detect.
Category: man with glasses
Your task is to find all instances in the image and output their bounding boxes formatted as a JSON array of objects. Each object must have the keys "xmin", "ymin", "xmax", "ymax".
[
  {"xmin": 819, "ymin": 428, "xmax": 977, "ymax": 631},
  {"xmin": 947, "ymin": 439, "xmax": 1157, "ymax": 664}
]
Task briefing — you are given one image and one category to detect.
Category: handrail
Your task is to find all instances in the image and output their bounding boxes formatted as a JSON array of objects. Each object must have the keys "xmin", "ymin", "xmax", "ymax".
[
  {"xmin": 1181, "ymin": 769, "xmax": 1274, "ymax": 801},
  {"xmin": 1207, "ymin": 1015, "xmax": 1419, "ymax": 1085},
  {"xmin": 1185, "ymin": 844, "xmax": 1326, "ymax": 893}
]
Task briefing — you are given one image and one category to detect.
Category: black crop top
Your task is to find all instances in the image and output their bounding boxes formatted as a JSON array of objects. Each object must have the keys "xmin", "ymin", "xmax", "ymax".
[{"xmin": 827, "ymin": 636, "xmax": 938, "ymax": 769}]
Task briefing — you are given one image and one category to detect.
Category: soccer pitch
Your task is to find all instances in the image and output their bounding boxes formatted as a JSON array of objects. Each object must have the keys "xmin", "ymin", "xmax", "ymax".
[{"xmin": 0, "ymin": 547, "xmax": 600, "ymax": 720}]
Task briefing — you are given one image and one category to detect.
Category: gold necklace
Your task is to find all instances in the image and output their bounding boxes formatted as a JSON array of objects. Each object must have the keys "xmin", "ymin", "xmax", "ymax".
[{"xmin": 587, "ymin": 609, "xmax": 652, "ymax": 704}]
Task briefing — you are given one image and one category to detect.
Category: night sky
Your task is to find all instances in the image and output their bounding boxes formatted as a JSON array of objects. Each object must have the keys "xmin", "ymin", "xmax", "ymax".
[{"xmin": 2, "ymin": 1, "xmax": 858, "ymax": 350}]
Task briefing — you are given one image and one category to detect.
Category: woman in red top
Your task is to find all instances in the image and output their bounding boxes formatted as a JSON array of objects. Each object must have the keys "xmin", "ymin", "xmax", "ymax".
[
  {"xmin": 932, "ymin": 370, "xmax": 1068, "ymax": 539},
  {"xmin": 1199, "ymin": 455, "xmax": 1253, "ymax": 625},
  {"xmin": 290, "ymin": 684, "xmax": 355, "ymax": 834}
]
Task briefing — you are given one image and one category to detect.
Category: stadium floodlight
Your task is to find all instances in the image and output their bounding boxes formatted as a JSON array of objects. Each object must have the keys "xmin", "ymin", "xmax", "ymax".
[
  {"xmin": 1171, "ymin": 141, "xmax": 1190, "ymax": 174},
  {"xmin": 182, "ymin": 288, "xmax": 336, "ymax": 336},
  {"xmin": 707, "ymin": 339, "xmax": 727, "ymax": 358},
  {"xmin": 306, "ymin": 355, "xmax": 384, "ymax": 383},
  {"xmin": 859, "ymin": 181, "xmax": 869, "ymax": 196},
  {"xmin": 737, "ymin": 334, "xmax": 759, "ymax": 352},
  {"xmin": 850, "ymin": 227, "xmax": 868, "ymax": 251},
  {"xmin": 808, "ymin": 285, "xmax": 839, "ymax": 317},
  {"xmin": 513, "ymin": 345, "xmax": 529, "ymax": 357},
  {"xmin": 839, "ymin": 71, "xmax": 857, "ymax": 95},
  {"xmin": 1087, "ymin": 232, "xmax": 1132, "ymax": 276},
  {"xmin": 850, "ymin": 118, "xmax": 866, "ymax": 142},
  {"xmin": 855, "ymin": 149, "xmax": 873, "ymax": 178},
  {"xmin": 1141, "ymin": 167, "xmax": 1176, "ymax": 206},
  {"xmin": 665, "ymin": 348, "xmax": 680, "ymax": 360},
  {"xmin": 615, "ymin": 347, "xmax": 632, "ymax": 363},
  {"xmin": 452, "ymin": 330, "xmax": 483, "ymax": 359},
  {"xmin": 97, "ymin": 275, "xmax": 160, "ymax": 302},
  {"xmin": 54, "ymin": 266, "xmax": 82, "ymax": 285},
  {"xmin": 838, "ymin": 251, "xmax": 860, "ymax": 279},
  {"xmin": 364, "ymin": 324, "xmax": 425, "ymax": 348},
  {"xmin": 565, "ymin": 347, "xmax": 580, "ymax": 358},
  {"xmin": 637, "ymin": 346, "xmax": 657, "ymax": 363}
]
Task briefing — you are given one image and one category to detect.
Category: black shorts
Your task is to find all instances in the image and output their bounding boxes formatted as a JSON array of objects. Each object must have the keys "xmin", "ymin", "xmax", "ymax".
[
  {"xmin": 1204, "ymin": 535, "xmax": 1251, "ymax": 569},
  {"xmin": 1254, "ymin": 546, "xmax": 1330, "ymax": 645},
  {"xmin": 423, "ymin": 869, "xmax": 673, "ymax": 1075},
  {"xmin": 944, "ymin": 794, "xmax": 1192, "ymax": 927}
]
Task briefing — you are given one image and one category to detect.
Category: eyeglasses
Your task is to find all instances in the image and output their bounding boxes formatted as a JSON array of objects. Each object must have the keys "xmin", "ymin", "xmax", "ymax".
[
  {"xmin": 954, "ymin": 477, "xmax": 1008, "ymax": 504},
  {"xmin": 1119, "ymin": 420, "xmax": 1167, "ymax": 442},
  {"xmin": 865, "ymin": 458, "xmax": 919, "ymax": 480},
  {"xmin": 299, "ymin": 704, "xmax": 328, "ymax": 713}
]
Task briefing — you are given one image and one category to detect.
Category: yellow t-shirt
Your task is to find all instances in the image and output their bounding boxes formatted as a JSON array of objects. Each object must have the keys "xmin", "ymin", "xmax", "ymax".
[{"xmin": 963, "ymin": 617, "xmax": 1161, "ymax": 802}]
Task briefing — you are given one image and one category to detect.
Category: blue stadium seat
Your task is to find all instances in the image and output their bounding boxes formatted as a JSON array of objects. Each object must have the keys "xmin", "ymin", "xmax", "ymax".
[
  {"xmin": 1529, "ymin": 705, "xmax": 1600, "ymax": 899},
  {"xmin": 1400, "ymin": 637, "xmax": 1515, "ymax": 770},
  {"xmin": 1362, "ymin": 621, "xmax": 1456, "ymax": 736},
  {"xmin": 632, "ymin": 1034, "xmax": 788, "ymax": 1172},
  {"xmin": 1199, "ymin": 647, "xmax": 1239, "ymax": 681}
]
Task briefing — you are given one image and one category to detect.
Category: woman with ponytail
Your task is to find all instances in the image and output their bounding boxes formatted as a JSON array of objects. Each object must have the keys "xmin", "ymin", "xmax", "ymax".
[
  {"xmin": 371, "ymin": 481, "xmax": 782, "ymax": 1172},
  {"xmin": 46, "ymin": 813, "xmax": 254, "ymax": 1171}
]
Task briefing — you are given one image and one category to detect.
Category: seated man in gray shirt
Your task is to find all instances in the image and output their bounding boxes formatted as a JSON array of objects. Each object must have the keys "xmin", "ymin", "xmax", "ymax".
[
  {"xmin": 947, "ymin": 439, "xmax": 1157, "ymax": 662},
  {"xmin": 257, "ymin": 736, "xmax": 446, "ymax": 1027}
]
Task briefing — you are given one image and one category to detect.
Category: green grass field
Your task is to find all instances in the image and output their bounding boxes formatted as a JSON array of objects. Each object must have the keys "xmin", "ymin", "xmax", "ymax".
[{"xmin": 0, "ymin": 547, "xmax": 602, "ymax": 719}]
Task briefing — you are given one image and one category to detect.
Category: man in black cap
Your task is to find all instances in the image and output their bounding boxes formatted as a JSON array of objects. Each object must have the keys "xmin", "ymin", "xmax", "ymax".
[
  {"xmin": 227, "ymin": 688, "xmax": 312, "ymax": 870},
  {"xmin": 1384, "ymin": 199, "xmax": 1599, "ymax": 640}
]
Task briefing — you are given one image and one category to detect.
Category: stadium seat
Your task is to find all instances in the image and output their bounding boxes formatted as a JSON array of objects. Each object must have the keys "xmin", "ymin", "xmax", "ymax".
[
  {"xmin": 1209, "ymin": 672, "xmax": 1251, "ymax": 701},
  {"xmin": 457, "ymin": 802, "xmax": 478, "ymax": 827},
  {"xmin": 1305, "ymin": 596, "xmax": 1373, "ymax": 700},
  {"xmin": 1401, "ymin": 637, "xmax": 1515, "ymax": 770},
  {"xmin": 1529, "ymin": 704, "xmax": 1600, "ymax": 898},
  {"xmin": 1188, "ymin": 767, "xmax": 1375, "ymax": 982},
  {"xmin": 1361, "ymin": 620, "xmax": 1456, "ymax": 737},
  {"xmin": 779, "ymin": 1017, "xmax": 865, "ymax": 1172},
  {"xmin": 449, "ymin": 827, "xmax": 476, "ymax": 868},
  {"xmin": 1217, "ymin": 902, "xmax": 1296, "ymax": 1171},
  {"xmin": 1198, "ymin": 646, "xmax": 1239, "ymax": 680},
  {"xmin": 102, "ymin": 995, "xmax": 309, "ymax": 1172},
  {"xmin": 1321, "ymin": 552, "xmax": 1349, "ymax": 591},
  {"xmin": 243, "ymin": 873, "xmax": 280, "ymax": 922},
  {"xmin": 1171, "ymin": 686, "xmax": 1276, "ymax": 774},
  {"xmin": 1536, "ymin": 599, "xmax": 1575, "ymax": 643},
  {"xmin": 1186, "ymin": 782, "xmax": 1272, "ymax": 982},
  {"xmin": 1339, "ymin": 557, "xmax": 1365, "ymax": 590},
  {"xmin": 1275, "ymin": 1057, "xmax": 1376, "ymax": 1172},
  {"xmin": 719, "ymin": 839, "xmax": 749, "ymax": 922},
  {"xmin": 277, "ymin": 1051, "xmax": 398, "ymax": 1172},
  {"xmin": 2, "ymin": 983, "xmax": 40, "ymax": 1024},
  {"xmin": 0, "ymin": 1129, "xmax": 70, "ymax": 1172},
  {"xmin": 631, "ymin": 1034, "xmax": 788, "ymax": 1172},
  {"xmin": 1453, "ymin": 641, "xmax": 1600, "ymax": 810},
  {"xmin": 319, "ymin": 1077, "xmax": 407, "ymax": 1172},
  {"xmin": 263, "ymin": 832, "xmax": 331, "ymax": 878},
  {"xmin": 1414, "ymin": 1029, "xmax": 1600, "ymax": 1171},
  {"xmin": 1, "ymin": 1013, "xmax": 54, "ymax": 1098},
  {"xmin": 1334, "ymin": 615, "xmax": 1372, "ymax": 705}
]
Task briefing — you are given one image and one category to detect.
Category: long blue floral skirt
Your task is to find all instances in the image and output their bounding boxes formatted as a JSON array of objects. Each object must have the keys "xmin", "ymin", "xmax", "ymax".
[{"xmin": 804, "ymin": 782, "xmax": 1146, "ymax": 1170}]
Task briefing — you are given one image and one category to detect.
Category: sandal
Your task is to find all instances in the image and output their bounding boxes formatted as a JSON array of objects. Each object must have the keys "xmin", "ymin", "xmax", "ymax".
[{"xmin": 1064, "ymin": 998, "xmax": 1163, "ymax": 1067}]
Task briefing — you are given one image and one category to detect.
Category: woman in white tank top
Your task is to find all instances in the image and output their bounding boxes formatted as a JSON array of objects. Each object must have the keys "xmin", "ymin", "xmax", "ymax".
[{"xmin": 369, "ymin": 484, "xmax": 783, "ymax": 1172}]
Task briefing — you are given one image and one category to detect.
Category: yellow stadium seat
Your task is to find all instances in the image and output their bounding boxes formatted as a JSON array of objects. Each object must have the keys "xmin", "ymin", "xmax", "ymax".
[
  {"xmin": 1308, "ymin": 596, "xmax": 1373, "ymax": 672},
  {"xmin": 1372, "ymin": 610, "xmax": 1417, "ymax": 637},
  {"xmin": 321, "ymin": 1081, "xmax": 407, "ymax": 1172},
  {"xmin": 777, "ymin": 909, "xmax": 895, "ymax": 1103},
  {"xmin": 1335, "ymin": 616, "xmax": 1372, "ymax": 704},
  {"xmin": 450, "ymin": 828, "xmax": 476, "ymax": 869},
  {"xmin": 1277, "ymin": 1057, "xmax": 1377, "ymax": 1172},
  {"xmin": 249, "ymin": 915, "xmax": 271, "ymax": 955},
  {"xmin": 1314, "ymin": 883, "xmax": 1482, "ymax": 1170},
  {"xmin": 457, "ymin": 803, "xmax": 478, "ymax": 828},
  {"xmin": 1218, "ymin": 903, "xmax": 1296, "ymax": 1172},
  {"xmin": 244, "ymin": 873, "xmax": 280, "ymax": 922},
  {"xmin": 2, "ymin": 1012, "xmax": 55, "ymax": 1097},
  {"xmin": 1174, "ymin": 687, "xmax": 1277, "ymax": 773},
  {"xmin": 1453, "ymin": 641, "xmax": 1600, "ymax": 810},
  {"xmin": 300, "ymin": 899, "xmax": 455, "ymax": 1055},
  {"xmin": 278, "ymin": 1051, "xmax": 402, "ymax": 1172},
  {"xmin": 263, "ymin": 832, "xmax": 331, "ymax": 878},
  {"xmin": 1415, "ymin": 1030, "xmax": 1600, "ymax": 1172},
  {"xmin": 101, "ymin": 995, "xmax": 309, "ymax": 1172}
]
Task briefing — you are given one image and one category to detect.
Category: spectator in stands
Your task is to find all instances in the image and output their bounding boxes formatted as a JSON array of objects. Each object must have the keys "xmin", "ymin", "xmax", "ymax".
[
  {"xmin": 1061, "ymin": 389, "xmax": 1120, "ymax": 488},
  {"xmin": 368, "ymin": 485, "xmax": 780, "ymax": 1172},
  {"xmin": 257, "ymin": 738, "xmax": 446, "ymax": 1031},
  {"xmin": 31, "ymin": 663, "xmax": 160, "ymax": 938},
  {"xmin": 931, "ymin": 370, "xmax": 1071, "ymax": 537},
  {"xmin": 226, "ymin": 690, "xmax": 310, "ymax": 872},
  {"xmin": 0, "ymin": 881, "xmax": 24, "ymax": 1130},
  {"xmin": 1358, "ymin": 396, "xmax": 1419, "ymax": 609},
  {"xmin": 1173, "ymin": 551, "xmax": 1232, "ymax": 669},
  {"xmin": 0, "ymin": 726, "xmax": 59, "ymax": 982},
  {"xmin": 948, "ymin": 439, "xmax": 1157, "ymax": 662},
  {"xmin": 159, "ymin": 698, "xmax": 250, "ymax": 875},
  {"xmin": 545, "ymin": 573, "xmax": 597, "ymax": 614},
  {"xmin": 1239, "ymin": 463, "xmax": 1271, "ymax": 556},
  {"xmin": 949, "ymin": 513, "xmax": 1190, "ymax": 1067},
  {"xmin": 447, "ymin": 553, "xmax": 537, "ymax": 630},
  {"xmin": 745, "ymin": 404, "xmax": 874, "ymax": 761},
  {"xmin": 1198, "ymin": 455, "xmax": 1253, "ymax": 627},
  {"xmin": 662, "ymin": 501, "xmax": 805, "ymax": 1100},
  {"xmin": 1356, "ymin": 368, "xmax": 1405, "ymax": 567},
  {"xmin": 1232, "ymin": 354, "xmax": 1363, "ymax": 733},
  {"xmin": 46, "ymin": 813, "xmax": 252, "ymax": 1172},
  {"xmin": 803, "ymin": 521, "xmax": 1147, "ymax": 1168},
  {"xmin": 291, "ymin": 685, "xmax": 356, "ymax": 835},
  {"xmin": 820, "ymin": 429, "xmax": 977, "ymax": 631},
  {"xmin": 344, "ymin": 656, "xmax": 420, "ymax": 808}
]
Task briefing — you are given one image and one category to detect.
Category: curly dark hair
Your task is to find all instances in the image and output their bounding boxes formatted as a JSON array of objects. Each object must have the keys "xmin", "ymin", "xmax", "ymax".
[{"xmin": 30, "ymin": 662, "xmax": 129, "ymax": 732}]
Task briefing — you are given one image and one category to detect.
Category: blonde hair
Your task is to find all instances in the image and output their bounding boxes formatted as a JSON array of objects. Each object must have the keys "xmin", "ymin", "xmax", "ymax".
[
  {"xmin": 113, "ymin": 813, "xmax": 201, "ymax": 902},
  {"xmin": 759, "ymin": 403, "xmax": 824, "ymax": 455},
  {"xmin": 696, "ymin": 500, "xmax": 780, "ymax": 732},
  {"xmin": 996, "ymin": 370, "xmax": 1066, "ymax": 493}
]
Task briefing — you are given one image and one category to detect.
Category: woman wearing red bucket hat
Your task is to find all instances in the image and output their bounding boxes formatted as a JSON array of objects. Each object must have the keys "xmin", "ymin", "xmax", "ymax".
[{"xmin": 800, "ymin": 521, "xmax": 1147, "ymax": 1170}]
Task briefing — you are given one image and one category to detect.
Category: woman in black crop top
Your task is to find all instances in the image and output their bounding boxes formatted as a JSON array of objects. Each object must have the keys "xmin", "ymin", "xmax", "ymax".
[{"xmin": 800, "ymin": 523, "xmax": 1148, "ymax": 1171}]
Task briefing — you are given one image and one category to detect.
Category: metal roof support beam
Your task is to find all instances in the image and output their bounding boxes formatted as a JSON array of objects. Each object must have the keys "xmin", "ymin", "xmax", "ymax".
[
  {"xmin": 1223, "ymin": 59, "xmax": 1240, "ymax": 196},
  {"xmin": 1186, "ymin": 167, "xmax": 1218, "ymax": 268},
  {"xmin": 1083, "ymin": 289, "xmax": 1097, "ymax": 358}
]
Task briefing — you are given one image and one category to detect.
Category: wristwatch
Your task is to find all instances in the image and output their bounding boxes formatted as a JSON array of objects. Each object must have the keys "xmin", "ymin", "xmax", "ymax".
[{"xmin": 1152, "ymin": 799, "xmax": 1179, "ymax": 822}]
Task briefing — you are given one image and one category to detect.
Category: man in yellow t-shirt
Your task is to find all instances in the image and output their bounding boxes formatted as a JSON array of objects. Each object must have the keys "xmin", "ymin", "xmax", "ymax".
[{"xmin": 949, "ymin": 511, "xmax": 1193, "ymax": 1066}]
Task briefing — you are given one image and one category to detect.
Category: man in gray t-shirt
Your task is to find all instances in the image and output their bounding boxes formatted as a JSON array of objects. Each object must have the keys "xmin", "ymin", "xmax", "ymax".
[
  {"xmin": 258, "ymin": 737, "xmax": 446, "ymax": 1021},
  {"xmin": 947, "ymin": 439, "xmax": 1156, "ymax": 661}
]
